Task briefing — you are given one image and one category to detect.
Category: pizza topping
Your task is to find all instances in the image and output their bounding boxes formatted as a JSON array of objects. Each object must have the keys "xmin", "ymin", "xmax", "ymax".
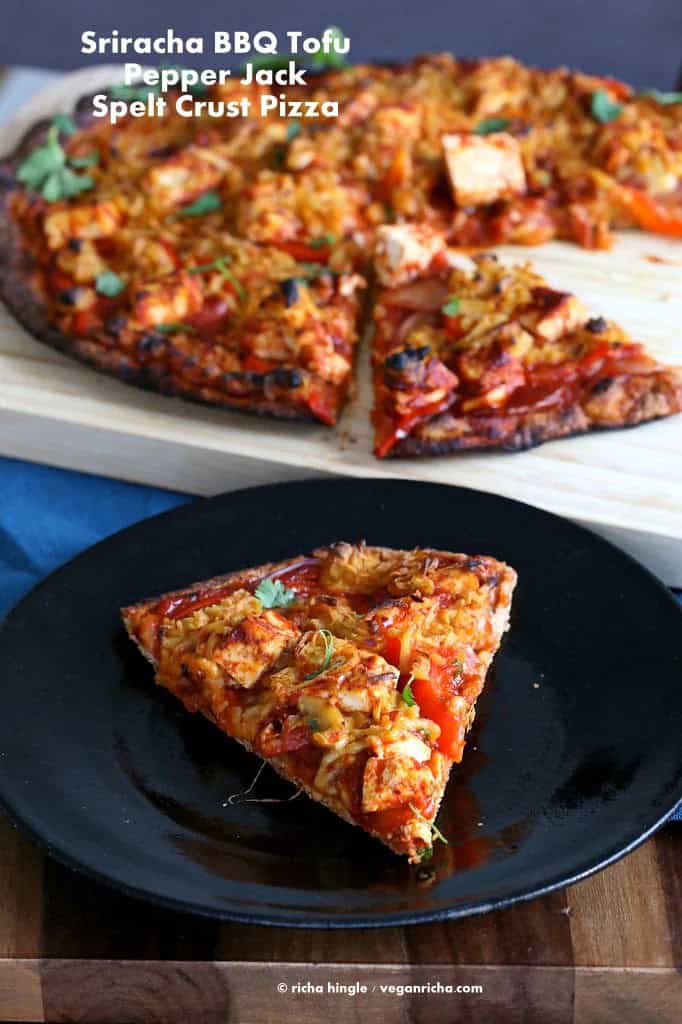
[
  {"xmin": 95, "ymin": 270, "xmax": 126, "ymax": 297},
  {"xmin": 254, "ymin": 577, "xmax": 297, "ymax": 609},
  {"xmin": 442, "ymin": 132, "xmax": 527, "ymax": 207},
  {"xmin": 133, "ymin": 272, "xmax": 203, "ymax": 328},
  {"xmin": 590, "ymin": 89, "xmax": 623, "ymax": 124}
]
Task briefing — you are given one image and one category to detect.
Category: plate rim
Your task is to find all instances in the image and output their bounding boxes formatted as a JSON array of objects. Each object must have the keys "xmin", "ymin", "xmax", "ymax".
[{"xmin": 1, "ymin": 475, "xmax": 681, "ymax": 928}]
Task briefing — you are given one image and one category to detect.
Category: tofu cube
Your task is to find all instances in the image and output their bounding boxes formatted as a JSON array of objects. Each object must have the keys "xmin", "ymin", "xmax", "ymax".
[
  {"xmin": 374, "ymin": 224, "xmax": 444, "ymax": 287},
  {"xmin": 442, "ymin": 132, "xmax": 526, "ymax": 207}
]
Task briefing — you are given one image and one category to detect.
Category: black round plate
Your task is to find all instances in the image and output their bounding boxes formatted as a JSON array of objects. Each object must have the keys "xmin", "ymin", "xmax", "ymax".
[{"xmin": 0, "ymin": 478, "xmax": 680, "ymax": 927}]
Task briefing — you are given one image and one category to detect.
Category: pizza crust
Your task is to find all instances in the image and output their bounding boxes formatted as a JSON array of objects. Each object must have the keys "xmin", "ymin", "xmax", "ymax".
[{"xmin": 386, "ymin": 368, "xmax": 682, "ymax": 456}]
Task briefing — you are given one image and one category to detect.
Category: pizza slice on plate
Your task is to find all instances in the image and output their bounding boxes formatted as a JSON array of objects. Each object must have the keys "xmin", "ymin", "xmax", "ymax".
[
  {"xmin": 122, "ymin": 542, "xmax": 516, "ymax": 862},
  {"xmin": 371, "ymin": 225, "xmax": 682, "ymax": 456}
]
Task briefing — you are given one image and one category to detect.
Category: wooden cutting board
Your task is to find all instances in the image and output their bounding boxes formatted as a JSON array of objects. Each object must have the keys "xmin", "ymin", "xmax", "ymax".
[{"xmin": 1, "ymin": 68, "xmax": 682, "ymax": 583}]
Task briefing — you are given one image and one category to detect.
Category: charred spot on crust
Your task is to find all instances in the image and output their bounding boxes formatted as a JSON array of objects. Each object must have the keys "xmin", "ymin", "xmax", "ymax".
[
  {"xmin": 272, "ymin": 367, "xmax": 303, "ymax": 388},
  {"xmin": 280, "ymin": 278, "xmax": 300, "ymax": 306},
  {"xmin": 138, "ymin": 332, "xmax": 167, "ymax": 355},
  {"xmin": 57, "ymin": 287, "xmax": 81, "ymax": 306},
  {"xmin": 384, "ymin": 344, "xmax": 431, "ymax": 370},
  {"xmin": 586, "ymin": 316, "xmax": 607, "ymax": 334},
  {"xmin": 589, "ymin": 376, "xmax": 613, "ymax": 395},
  {"xmin": 67, "ymin": 237, "xmax": 83, "ymax": 252},
  {"xmin": 105, "ymin": 315, "xmax": 127, "ymax": 337}
]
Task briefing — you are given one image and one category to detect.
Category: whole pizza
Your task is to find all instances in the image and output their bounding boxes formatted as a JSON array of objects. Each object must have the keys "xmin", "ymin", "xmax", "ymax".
[{"xmin": 1, "ymin": 54, "xmax": 681, "ymax": 451}]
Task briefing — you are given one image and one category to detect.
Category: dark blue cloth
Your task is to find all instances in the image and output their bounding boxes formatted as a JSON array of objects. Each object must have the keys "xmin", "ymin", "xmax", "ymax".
[{"xmin": 0, "ymin": 455, "xmax": 679, "ymax": 821}]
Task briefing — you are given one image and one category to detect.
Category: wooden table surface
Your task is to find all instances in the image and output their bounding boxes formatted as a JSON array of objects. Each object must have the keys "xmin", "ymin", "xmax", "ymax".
[{"xmin": 1, "ymin": 810, "xmax": 679, "ymax": 1022}]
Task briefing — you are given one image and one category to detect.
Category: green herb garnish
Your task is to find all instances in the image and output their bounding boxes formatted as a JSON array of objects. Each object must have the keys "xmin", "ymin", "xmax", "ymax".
[
  {"xmin": 188, "ymin": 255, "xmax": 245, "ymax": 300},
  {"xmin": 441, "ymin": 297, "xmax": 460, "ymax": 316},
  {"xmin": 409, "ymin": 803, "xmax": 449, "ymax": 846},
  {"xmin": 590, "ymin": 89, "xmax": 623, "ymax": 123},
  {"xmin": 254, "ymin": 577, "xmax": 296, "ymax": 609},
  {"xmin": 307, "ymin": 718, "xmax": 321, "ymax": 732},
  {"xmin": 304, "ymin": 629, "xmax": 335, "ymax": 681},
  {"xmin": 95, "ymin": 271, "xmax": 125, "ymax": 298},
  {"xmin": 156, "ymin": 322, "xmax": 195, "ymax": 334},
  {"xmin": 474, "ymin": 117, "xmax": 510, "ymax": 135},
  {"xmin": 401, "ymin": 675, "xmax": 417, "ymax": 708},
  {"xmin": 418, "ymin": 846, "xmax": 434, "ymax": 862},
  {"xmin": 16, "ymin": 125, "xmax": 94, "ymax": 201},
  {"xmin": 69, "ymin": 152, "xmax": 99, "ymax": 169},
  {"xmin": 312, "ymin": 27, "xmax": 348, "ymax": 70},
  {"xmin": 178, "ymin": 191, "xmax": 222, "ymax": 217},
  {"xmin": 640, "ymin": 88, "xmax": 682, "ymax": 105},
  {"xmin": 52, "ymin": 114, "xmax": 77, "ymax": 137},
  {"xmin": 309, "ymin": 233, "xmax": 337, "ymax": 248},
  {"xmin": 286, "ymin": 120, "xmax": 301, "ymax": 142}
]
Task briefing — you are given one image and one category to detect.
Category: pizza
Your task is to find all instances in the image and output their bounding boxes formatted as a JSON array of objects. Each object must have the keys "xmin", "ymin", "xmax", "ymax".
[
  {"xmin": 1, "ymin": 53, "xmax": 681, "ymax": 434},
  {"xmin": 372, "ymin": 225, "xmax": 682, "ymax": 456},
  {"xmin": 122, "ymin": 542, "xmax": 516, "ymax": 862}
]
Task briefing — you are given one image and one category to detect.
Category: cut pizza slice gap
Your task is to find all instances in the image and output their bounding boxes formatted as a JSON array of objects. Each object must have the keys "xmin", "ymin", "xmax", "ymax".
[
  {"xmin": 371, "ymin": 225, "xmax": 682, "ymax": 456},
  {"xmin": 122, "ymin": 542, "xmax": 516, "ymax": 863}
]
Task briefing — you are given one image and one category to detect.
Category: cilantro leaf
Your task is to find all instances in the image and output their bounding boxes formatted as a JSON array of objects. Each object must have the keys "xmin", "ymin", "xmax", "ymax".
[
  {"xmin": 286, "ymin": 120, "xmax": 301, "ymax": 142},
  {"xmin": 95, "ymin": 271, "xmax": 125, "ymax": 298},
  {"xmin": 17, "ymin": 127, "xmax": 64, "ymax": 190},
  {"xmin": 178, "ymin": 191, "xmax": 222, "ymax": 216},
  {"xmin": 312, "ymin": 27, "xmax": 348, "ymax": 70},
  {"xmin": 640, "ymin": 88, "xmax": 682, "ymax": 105},
  {"xmin": 156, "ymin": 322, "xmax": 195, "ymax": 334},
  {"xmin": 441, "ymin": 297, "xmax": 460, "ymax": 316},
  {"xmin": 17, "ymin": 126, "xmax": 94, "ymax": 201},
  {"xmin": 474, "ymin": 117, "xmax": 510, "ymax": 135},
  {"xmin": 309, "ymin": 233, "xmax": 337, "ymax": 248},
  {"xmin": 591, "ymin": 90, "xmax": 623, "ymax": 123},
  {"xmin": 401, "ymin": 676, "xmax": 417, "ymax": 707},
  {"xmin": 254, "ymin": 577, "xmax": 296, "ymax": 609},
  {"xmin": 52, "ymin": 114, "xmax": 77, "ymax": 137},
  {"xmin": 69, "ymin": 152, "xmax": 99, "ymax": 169}
]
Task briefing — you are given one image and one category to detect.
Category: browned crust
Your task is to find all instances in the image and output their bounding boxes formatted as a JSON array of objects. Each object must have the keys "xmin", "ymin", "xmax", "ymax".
[
  {"xmin": 121, "ymin": 552, "xmax": 309, "ymax": 625},
  {"xmin": 386, "ymin": 368, "xmax": 682, "ymax": 456},
  {"xmin": 0, "ymin": 95, "xmax": 335, "ymax": 425}
]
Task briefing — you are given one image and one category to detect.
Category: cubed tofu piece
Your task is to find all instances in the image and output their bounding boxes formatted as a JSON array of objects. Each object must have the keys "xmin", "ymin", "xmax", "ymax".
[
  {"xmin": 44, "ymin": 201, "xmax": 122, "ymax": 250},
  {"xmin": 143, "ymin": 146, "xmax": 226, "ymax": 209},
  {"xmin": 442, "ymin": 132, "xmax": 526, "ymax": 207},
  {"xmin": 362, "ymin": 752, "xmax": 434, "ymax": 813},
  {"xmin": 374, "ymin": 224, "xmax": 445, "ymax": 287},
  {"xmin": 521, "ymin": 287, "xmax": 589, "ymax": 342},
  {"xmin": 133, "ymin": 272, "xmax": 203, "ymax": 328},
  {"xmin": 212, "ymin": 611, "xmax": 299, "ymax": 688},
  {"xmin": 56, "ymin": 239, "xmax": 108, "ymax": 283}
]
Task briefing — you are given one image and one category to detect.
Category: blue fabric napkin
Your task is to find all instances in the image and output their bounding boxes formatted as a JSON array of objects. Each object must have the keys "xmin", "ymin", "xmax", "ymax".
[{"xmin": 0, "ymin": 454, "xmax": 679, "ymax": 822}]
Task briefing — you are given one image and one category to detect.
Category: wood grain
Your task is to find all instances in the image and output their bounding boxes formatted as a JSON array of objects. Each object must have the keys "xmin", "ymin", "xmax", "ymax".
[
  {"xmin": 1, "ymin": 69, "xmax": 682, "ymax": 583},
  {"xmin": 0, "ymin": 819, "xmax": 678, "ymax": 1020}
]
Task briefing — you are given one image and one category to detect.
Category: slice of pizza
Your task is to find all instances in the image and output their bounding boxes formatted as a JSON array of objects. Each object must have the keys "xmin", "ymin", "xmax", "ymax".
[
  {"xmin": 371, "ymin": 225, "xmax": 682, "ymax": 456},
  {"xmin": 122, "ymin": 542, "xmax": 516, "ymax": 862}
]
